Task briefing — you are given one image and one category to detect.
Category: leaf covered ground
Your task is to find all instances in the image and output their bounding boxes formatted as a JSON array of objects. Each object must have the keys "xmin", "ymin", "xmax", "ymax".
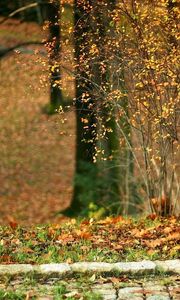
[
  {"xmin": 0, "ymin": 216, "xmax": 179, "ymax": 264},
  {"xmin": 0, "ymin": 18, "xmax": 75, "ymax": 226}
]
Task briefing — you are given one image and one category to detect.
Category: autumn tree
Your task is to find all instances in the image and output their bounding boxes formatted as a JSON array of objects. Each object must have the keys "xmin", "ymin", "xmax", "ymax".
[
  {"xmin": 62, "ymin": 0, "xmax": 136, "ymax": 217},
  {"xmin": 115, "ymin": 0, "xmax": 179, "ymax": 216},
  {"xmin": 91, "ymin": 0, "xmax": 122, "ymax": 213},
  {"xmin": 45, "ymin": 0, "xmax": 178, "ymax": 217},
  {"xmin": 61, "ymin": 0, "xmax": 99, "ymax": 217},
  {"xmin": 91, "ymin": 0, "xmax": 137, "ymax": 215},
  {"xmin": 63, "ymin": 0, "xmax": 121, "ymax": 217}
]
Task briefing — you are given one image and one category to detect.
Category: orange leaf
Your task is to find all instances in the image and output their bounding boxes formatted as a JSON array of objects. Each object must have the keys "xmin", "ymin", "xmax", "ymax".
[
  {"xmin": 75, "ymin": 229, "xmax": 92, "ymax": 239},
  {"xmin": 9, "ymin": 221, "xmax": 18, "ymax": 230}
]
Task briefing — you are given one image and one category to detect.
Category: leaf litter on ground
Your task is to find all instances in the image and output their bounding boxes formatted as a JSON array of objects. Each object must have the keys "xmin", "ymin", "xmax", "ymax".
[{"xmin": 0, "ymin": 215, "xmax": 179, "ymax": 264}]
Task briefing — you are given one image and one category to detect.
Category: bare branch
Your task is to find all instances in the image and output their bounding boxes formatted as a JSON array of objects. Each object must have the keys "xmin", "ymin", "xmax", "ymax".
[
  {"xmin": 0, "ymin": 41, "xmax": 73, "ymax": 75},
  {"xmin": 0, "ymin": 3, "xmax": 38, "ymax": 25},
  {"xmin": 0, "ymin": 41, "xmax": 45, "ymax": 58}
]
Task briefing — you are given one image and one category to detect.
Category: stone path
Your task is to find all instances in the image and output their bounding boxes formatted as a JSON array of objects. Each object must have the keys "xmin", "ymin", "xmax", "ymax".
[
  {"xmin": 91, "ymin": 280, "xmax": 180, "ymax": 300},
  {"xmin": 0, "ymin": 260, "xmax": 179, "ymax": 299},
  {"xmin": 0, "ymin": 260, "xmax": 180, "ymax": 276},
  {"xmin": 0, "ymin": 275, "xmax": 179, "ymax": 299}
]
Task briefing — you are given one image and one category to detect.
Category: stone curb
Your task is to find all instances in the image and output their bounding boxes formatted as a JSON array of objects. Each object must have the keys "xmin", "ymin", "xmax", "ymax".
[{"xmin": 0, "ymin": 260, "xmax": 179, "ymax": 276}]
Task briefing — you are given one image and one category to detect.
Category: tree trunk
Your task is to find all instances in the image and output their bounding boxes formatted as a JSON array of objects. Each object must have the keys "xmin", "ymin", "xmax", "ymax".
[
  {"xmin": 43, "ymin": 0, "xmax": 63, "ymax": 112},
  {"xmin": 65, "ymin": 0, "xmax": 98, "ymax": 215},
  {"xmin": 100, "ymin": 0, "xmax": 122, "ymax": 213},
  {"xmin": 96, "ymin": 0, "xmax": 137, "ymax": 215},
  {"xmin": 65, "ymin": 0, "xmax": 137, "ymax": 216}
]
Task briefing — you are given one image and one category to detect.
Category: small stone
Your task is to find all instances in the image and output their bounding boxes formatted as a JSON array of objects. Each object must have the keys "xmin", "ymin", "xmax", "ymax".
[
  {"xmin": 0, "ymin": 264, "xmax": 33, "ymax": 275},
  {"xmin": 143, "ymin": 281, "xmax": 162, "ymax": 287},
  {"xmin": 91, "ymin": 283, "xmax": 117, "ymax": 300},
  {"xmin": 118, "ymin": 295, "xmax": 143, "ymax": 299},
  {"xmin": 146, "ymin": 296, "xmax": 170, "ymax": 300},
  {"xmin": 36, "ymin": 263, "xmax": 71, "ymax": 275},
  {"xmin": 92, "ymin": 283, "xmax": 114, "ymax": 290},
  {"xmin": 155, "ymin": 260, "xmax": 180, "ymax": 274},
  {"xmin": 92, "ymin": 288, "xmax": 115, "ymax": 295},
  {"xmin": 168, "ymin": 285, "xmax": 180, "ymax": 300},
  {"xmin": 114, "ymin": 261, "xmax": 156, "ymax": 275},
  {"xmin": 118, "ymin": 286, "xmax": 144, "ymax": 300},
  {"xmin": 71, "ymin": 262, "xmax": 114, "ymax": 273},
  {"xmin": 92, "ymin": 288, "xmax": 116, "ymax": 300},
  {"xmin": 102, "ymin": 295, "xmax": 117, "ymax": 300},
  {"xmin": 143, "ymin": 285, "xmax": 167, "ymax": 292}
]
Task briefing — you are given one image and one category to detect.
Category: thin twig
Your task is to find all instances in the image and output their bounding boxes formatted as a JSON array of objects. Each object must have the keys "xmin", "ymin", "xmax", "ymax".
[
  {"xmin": 0, "ymin": 41, "xmax": 46, "ymax": 58},
  {"xmin": 0, "ymin": 3, "xmax": 38, "ymax": 25}
]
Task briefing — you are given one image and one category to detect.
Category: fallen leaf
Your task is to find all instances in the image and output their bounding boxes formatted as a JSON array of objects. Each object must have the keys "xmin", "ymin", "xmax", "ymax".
[
  {"xmin": 75, "ymin": 229, "xmax": 92, "ymax": 240},
  {"xmin": 65, "ymin": 291, "xmax": 79, "ymax": 298},
  {"xmin": 26, "ymin": 291, "xmax": 36, "ymax": 300},
  {"xmin": 89, "ymin": 273, "xmax": 96, "ymax": 282}
]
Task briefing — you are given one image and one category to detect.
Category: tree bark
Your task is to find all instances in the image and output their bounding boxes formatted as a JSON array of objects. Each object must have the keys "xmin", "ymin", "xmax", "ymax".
[
  {"xmin": 43, "ymin": 0, "xmax": 63, "ymax": 112},
  {"xmin": 67, "ymin": 0, "xmax": 98, "ymax": 215},
  {"xmin": 95, "ymin": 0, "xmax": 137, "ymax": 214}
]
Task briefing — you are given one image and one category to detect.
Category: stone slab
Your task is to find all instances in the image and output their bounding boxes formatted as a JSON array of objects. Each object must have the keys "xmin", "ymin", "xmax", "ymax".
[
  {"xmin": 101, "ymin": 295, "xmax": 117, "ymax": 300},
  {"xmin": 146, "ymin": 295, "xmax": 170, "ymax": 300},
  {"xmin": 113, "ymin": 260, "xmax": 156, "ymax": 275},
  {"xmin": 155, "ymin": 260, "xmax": 180, "ymax": 274},
  {"xmin": 35, "ymin": 263, "xmax": 71, "ymax": 275},
  {"xmin": 92, "ymin": 283, "xmax": 114, "ymax": 290},
  {"xmin": 143, "ymin": 285, "xmax": 167, "ymax": 292},
  {"xmin": 71, "ymin": 262, "xmax": 114, "ymax": 273},
  {"xmin": 118, "ymin": 286, "xmax": 144, "ymax": 300},
  {"xmin": 0, "ymin": 260, "xmax": 179, "ymax": 277},
  {"xmin": 0, "ymin": 264, "xmax": 33, "ymax": 275},
  {"xmin": 92, "ymin": 288, "xmax": 116, "ymax": 295}
]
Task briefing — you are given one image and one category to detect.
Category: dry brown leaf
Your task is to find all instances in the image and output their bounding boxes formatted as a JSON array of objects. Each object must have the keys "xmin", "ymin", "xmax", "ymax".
[
  {"xmin": 144, "ymin": 239, "xmax": 162, "ymax": 248},
  {"xmin": 167, "ymin": 232, "xmax": 180, "ymax": 240},
  {"xmin": 21, "ymin": 247, "xmax": 34, "ymax": 254},
  {"xmin": 163, "ymin": 227, "xmax": 172, "ymax": 234},
  {"xmin": 25, "ymin": 290, "xmax": 36, "ymax": 300},
  {"xmin": 75, "ymin": 229, "xmax": 92, "ymax": 239}
]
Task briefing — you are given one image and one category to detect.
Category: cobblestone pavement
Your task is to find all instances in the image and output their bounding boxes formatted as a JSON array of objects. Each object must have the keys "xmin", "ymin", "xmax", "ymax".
[
  {"xmin": 0, "ymin": 275, "xmax": 179, "ymax": 299},
  {"xmin": 92, "ymin": 281, "xmax": 180, "ymax": 300}
]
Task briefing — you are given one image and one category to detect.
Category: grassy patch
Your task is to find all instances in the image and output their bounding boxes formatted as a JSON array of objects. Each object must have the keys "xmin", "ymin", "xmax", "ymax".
[
  {"xmin": 0, "ymin": 288, "xmax": 102, "ymax": 300},
  {"xmin": 0, "ymin": 273, "xmax": 178, "ymax": 299},
  {"xmin": 0, "ymin": 280, "xmax": 102, "ymax": 300},
  {"xmin": 0, "ymin": 290, "xmax": 26, "ymax": 300},
  {"xmin": 0, "ymin": 216, "xmax": 179, "ymax": 264},
  {"xmin": 53, "ymin": 283, "xmax": 102, "ymax": 300}
]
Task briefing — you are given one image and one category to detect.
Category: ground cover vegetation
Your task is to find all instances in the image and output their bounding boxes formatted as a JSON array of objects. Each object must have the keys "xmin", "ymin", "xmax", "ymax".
[
  {"xmin": 0, "ymin": 216, "xmax": 179, "ymax": 264},
  {"xmin": 0, "ymin": 274, "xmax": 178, "ymax": 300},
  {"xmin": 0, "ymin": 283, "xmax": 102, "ymax": 300},
  {"xmin": 0, "ymin": 1, "xmax": 179, "ymax": 222}
]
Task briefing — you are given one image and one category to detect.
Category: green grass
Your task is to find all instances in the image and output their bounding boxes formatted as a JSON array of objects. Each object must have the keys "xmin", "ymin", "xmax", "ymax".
[
  {"xmin": 0, "ymin": 216, "xmax": 179, "ymax": 264},
  {"xmin": 0, "ymin": 290, "xmax": 26, "ymax": 300},
  {"xmin": 0, "ymin": 282, "xmax": 102, "ymax": 300},
  {"xmin": 0, "ymin": 272, "xmax": 178, "ymax": 300},
  {"xmin": 0, "ymin": 273, "xmax": 177, "ymax": 300},
  {"xmin": 122, "ymin": 248, "xmax": 160, "ymax": 262},
  {"xmin": 0, "ymin": 289, "xmax": 102, "ymax": 300}
]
